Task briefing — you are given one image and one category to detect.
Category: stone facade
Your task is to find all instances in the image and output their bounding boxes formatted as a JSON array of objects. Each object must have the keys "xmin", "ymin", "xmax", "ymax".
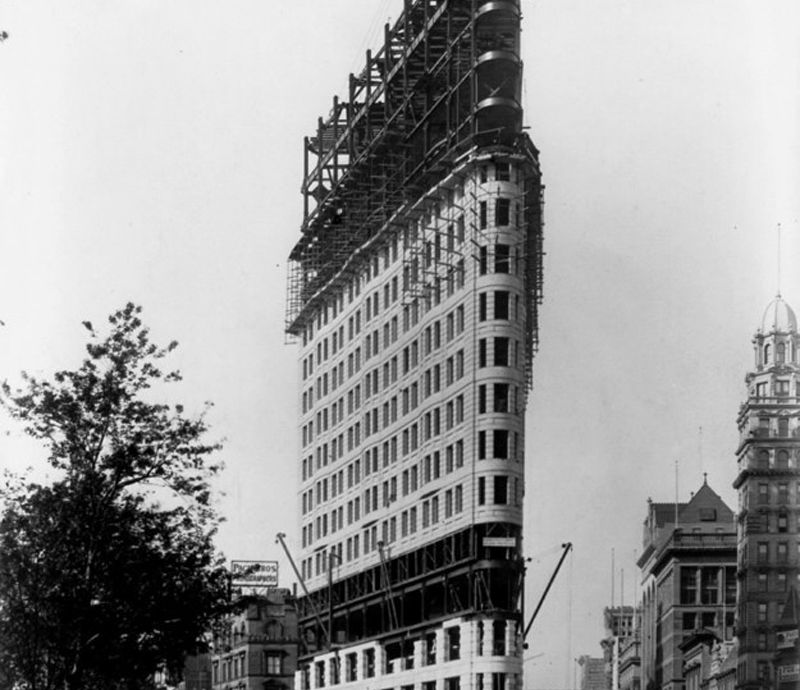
[{"xmin": 638, "ymin": 482, "xmax": 736, "ymax": 690}]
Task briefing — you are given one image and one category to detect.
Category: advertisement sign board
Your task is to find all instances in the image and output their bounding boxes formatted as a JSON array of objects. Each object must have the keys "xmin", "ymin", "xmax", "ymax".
[
  {"xmin": 778, "ymin": 664, "xmax": 800, "ymax": 682},
  {"xmin": 230, "ymin": 560, "xmax": 279, "ymax": 588},
  {"xmin": 482, "ymin": 537, "xmax": 516, "ymax": 548}
]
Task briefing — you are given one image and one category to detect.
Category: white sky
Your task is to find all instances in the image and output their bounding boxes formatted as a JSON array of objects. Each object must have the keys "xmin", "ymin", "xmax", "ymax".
[{"xmin": 0, "ymin": 2, "xmax": 798, "ymax": 688}]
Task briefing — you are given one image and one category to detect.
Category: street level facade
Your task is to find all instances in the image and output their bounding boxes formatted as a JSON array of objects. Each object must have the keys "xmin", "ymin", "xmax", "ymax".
[{"xmin": 285, "ymin": 1, "xmax": 544, "ymax": 688}]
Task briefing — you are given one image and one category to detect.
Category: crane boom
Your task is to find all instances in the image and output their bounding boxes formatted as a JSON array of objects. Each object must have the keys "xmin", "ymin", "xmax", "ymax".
[
  {"xmin": 275, "ymin": 532, "xmax": 330, "ymax": 649},
  {"xmin": 523, "ymin": 542, "xmax": 572, "ymax": 641}
]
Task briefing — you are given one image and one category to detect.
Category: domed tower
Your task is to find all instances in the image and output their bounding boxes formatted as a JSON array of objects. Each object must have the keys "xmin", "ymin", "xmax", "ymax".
[{"xmin": 733, "ymin": 294, "xmax": 800, "ymax": 688}]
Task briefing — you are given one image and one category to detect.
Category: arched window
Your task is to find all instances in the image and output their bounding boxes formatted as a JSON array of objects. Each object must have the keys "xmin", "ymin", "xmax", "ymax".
[
  {"xmin": 777, "ymin": 342, "xmax": 786, "ymax": 364},
  {"xmin": 764, "ymin": 344, "xmax": 771, "ymax": 364},
  {"xmin": 757, "ymin": 450, "xmax": 770, "ymax": 469},
  {"xmin": 777, "ymin": 449, "xmax": 790, "ymax": 468}
]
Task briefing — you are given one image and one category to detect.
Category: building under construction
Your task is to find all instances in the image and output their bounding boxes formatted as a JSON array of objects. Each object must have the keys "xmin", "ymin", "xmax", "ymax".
[{"xmin": 285, "ymin": 1, "xmax": 544, "ymax": 688}]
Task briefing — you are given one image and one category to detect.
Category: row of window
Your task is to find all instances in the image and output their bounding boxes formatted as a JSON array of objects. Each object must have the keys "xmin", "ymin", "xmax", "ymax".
[
  {"xmin": 748, "ymin": 540, "xmax": 800, "ymax": 563},
  {"xmin": 300, "ymin": 159, "xmax": 525, "ymax": 348},
  {"xmin": 302, "ymin": 422, "xmax": 523, "ymax": 521},
  {"xmin": 742, "ymin": 599, "xmax": 793, "ymax": 626},
  {"xmin": 301, "ymin": 616, "xmax": 513, "ymax": 688},
  {"xmin": 477, "ymin": 198, "xmax": 522, "ymax": 232},
  {"xmin": 748, "ymin": 447, "xmax": 799, "ymax": 469},
  {"xmin": 476, "ymin": 475, "xmax": 522, "ymax": 507},
  {"xmin": 753, "ymin": 416, "xmax": 799, "ymax": 440},
  {"xmin": 302, "ymin": 439, "xmax": 467, "ymax": 516},
  {"xmin": 301, "ymin": 244, "xmax": 470, "ymax": 386},
  {"xmin": 301, "ymin": 234, "xmax": 402, "ymax": 346},
  {"xmin": 747, "ymin": 478, "xmax": 800, "ymax": 506},
  {"xmin": 302, "ymin": 303, "xmax": 467, "ymax": 412},
  {"xmin": 303, "ymin": 420, "xmax": 519, "ymax": 516},
  {"xmin": 301, "ymin": 483, "xmax": 467, "ymax": 578},
  {"xmin": 478, "ymin": 290, "xmax": 520, "ymax": 322},
  {"xmin": 762, "ymin": 340, "xmax": 799, "ymax": 366},
  {"xmin": 751, "ymin": 569, "xmax": 800, "ymax": 594},
  {"xmin": 303, "ymin": 241, "xmax": 521, "ymax": 419},
  {"xmin": 302, "ymin": 473, "xmax": 521, "ymax": 576},
  {"xmin": 681, "ymin": 610, "xmax": 734, "ymax": 632},
  {"xmin": 303, "ymin": 478, "xmax": 468, "ymax": 550},
  {"xmin": 301, "ymin": 416, "xmax": 522, "ymax": 514},
  {"xmin": 754, "ymin": 379, "xmax": 799, "ymax": 397},
  {"xmin": 211, "ymin": 650, "xmax": 283, "ymax": 683},
  {"xmin": 679, "ymin": 566, "xmax": 736, "ymax": 605},
  {"xmin": 302, "ymin": 346, "xmax": 468, "ymax": 436}
]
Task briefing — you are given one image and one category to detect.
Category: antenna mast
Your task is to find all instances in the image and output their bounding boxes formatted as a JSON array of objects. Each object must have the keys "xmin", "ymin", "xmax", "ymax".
[{"xmin": 777, "ymin": 222, "xmax": 782, "ymax": 296}]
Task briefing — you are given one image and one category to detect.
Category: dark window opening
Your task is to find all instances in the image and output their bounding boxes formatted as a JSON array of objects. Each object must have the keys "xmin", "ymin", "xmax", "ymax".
[
  {"xmin": 494, "ymin": 291, "xmax": 509, "ymax": 319},
  {"xmin": 494, "ymin": 337, "xmax": 509, "ymax": 366},
  {"xmin": 494, "ymin": 244, "xmax": 510, "ymax": 273},
  {"xmin": 495, "ymin": 198, "xmax": 510, "ymax": 226},
  {"xmin": 494, "ymin": 476, "xmax": 508, "ymax": 504},
  {"xmin": 493, "ymin": 429, "xmax": 509, "ymax": 459},
  {"xmin": 493, "ymin": 384, "xmax": 510, "ymax": 413}
]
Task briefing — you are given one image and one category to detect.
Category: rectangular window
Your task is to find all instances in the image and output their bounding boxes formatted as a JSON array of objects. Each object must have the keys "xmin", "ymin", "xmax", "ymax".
[
  {"xmin": 757, "ymin": 572, "xmax": 768, "ymax": 592},
  {"xmin": 446, "ymin": 627, "xmax": 461, "ymax": 662},
  {"xmin": 479, "ymin": 201, "xmax": 487, "ymax": 229},
  {"xmin": 494, "ymin": 476, "xmax": 508, "ymax": 504},
  {"xmin": 495, "ymin": 244, "xmax": 510, "ymax": 273},
  {"xmin": 757, "ymin": 602, "xmax": 768, "ymax": 623},
  {"xmin": 493, "ymin": 429, "xmax": 509, "ymax": 459},
  {"xmin": 495, "ymin": 198, "xmax": 510, "ymax": 226},
  {"xmin": 479, "ymin": 293, "xmax": 487, "ymax": 321},
  {"xmin": 700, "ymin": 568, "xmax": 719, "ymax": 604},
  {"xmin": 494, "ymin": 384, "xmax": 509, "ymax": 413},
  {"xmin": 478, "ymin": 477, "xmax": 486, "ymax": 505},
  {"xmin": 494, "ymin": 337, "xmax": 509, "ymax": 366},
  {"xmin": 680, "ymin": 567, "xmax": 698, "ymax": 604},
  {"xmin": 479, "ymin": 339, "xmax": 487, "ymax": 367},
  {"xmin": 494, "ymin": 291, "xmax": 509, "ymax": 319}
]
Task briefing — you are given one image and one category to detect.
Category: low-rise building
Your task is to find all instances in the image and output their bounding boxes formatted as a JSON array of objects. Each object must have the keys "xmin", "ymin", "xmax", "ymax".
[
  {"xmin": 579, "ymin": 655, "xmax": 609, "ymax": 690},
  {"xmin": 210, "ymin": 588, "xmax": 298, "ymax": 690}
]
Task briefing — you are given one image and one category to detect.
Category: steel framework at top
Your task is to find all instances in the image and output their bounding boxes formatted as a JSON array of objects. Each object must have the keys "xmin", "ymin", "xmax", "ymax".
[{"xmin": 286, "ymin": 0, "xmax": 540, "ymax": 334}]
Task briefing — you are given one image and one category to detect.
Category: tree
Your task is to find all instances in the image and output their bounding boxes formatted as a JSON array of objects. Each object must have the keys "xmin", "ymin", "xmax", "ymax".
[{"xmin": 0, "ymin": 303, "xmax": 229, "ymax": 690}]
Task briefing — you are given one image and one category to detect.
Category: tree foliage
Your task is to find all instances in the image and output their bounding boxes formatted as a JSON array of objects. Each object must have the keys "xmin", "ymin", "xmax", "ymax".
[{"xmin": 0, "ymin": 304, "xmax": 229, "ymax": 690}]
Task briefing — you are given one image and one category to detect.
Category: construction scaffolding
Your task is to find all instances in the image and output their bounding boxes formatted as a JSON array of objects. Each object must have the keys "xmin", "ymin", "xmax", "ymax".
[{"xmin": 285, "ymin": 0, "xmax": 543, "ymax": 360}]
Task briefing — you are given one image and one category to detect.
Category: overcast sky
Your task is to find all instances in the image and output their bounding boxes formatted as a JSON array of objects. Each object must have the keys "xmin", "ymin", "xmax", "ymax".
[{"xmin": 1, "ymin": 2, "xmax": 798, "ymax": 688}]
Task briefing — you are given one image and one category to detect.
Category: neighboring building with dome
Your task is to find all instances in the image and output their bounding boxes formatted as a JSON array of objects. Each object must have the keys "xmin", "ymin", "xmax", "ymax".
[{"xmin": 733, "ymin": 294, "xmax": 800, "ymax": 689}]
